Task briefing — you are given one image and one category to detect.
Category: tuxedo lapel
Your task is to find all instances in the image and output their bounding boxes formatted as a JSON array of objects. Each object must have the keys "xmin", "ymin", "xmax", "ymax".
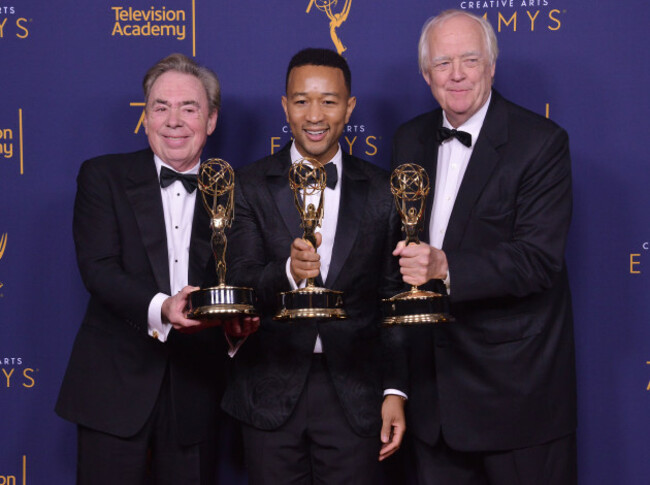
[
  {"xmin": 124, "ymin": 150, "xmax": 171, "ymax": 294},
  {"xmin": 188, "ymin": 187, "xmax": 212, "ymax": 286},
  {"xmin": 443, "ymin": 91, "xmax": 508, "ymax": 250},
  {"xmin": 325, "ymin": 154, "xmax": 368, "ymax": 288},
  {"xmin": 419, "ymin": 111, "xmax": 442, "ymax": 244},
  {"xmin": 267, "ymin": 147, "xmax": 304, "ymax": 242}
]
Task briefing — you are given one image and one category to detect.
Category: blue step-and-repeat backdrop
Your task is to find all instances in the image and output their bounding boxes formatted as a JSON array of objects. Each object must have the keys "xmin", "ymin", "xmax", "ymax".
[{"xmin": 1, "ymin": 1, "xmax": 649, "ymax": 483}]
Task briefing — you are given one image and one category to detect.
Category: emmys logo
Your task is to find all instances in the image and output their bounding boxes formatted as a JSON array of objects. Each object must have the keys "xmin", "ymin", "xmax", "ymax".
[
  {"xmin": 306, "ymin": 0, "xmax": 352, "ymax": 55},
  {"xmin": 1, "ymin": 356, "xmax": 37, "ymax": 389},
  {"xmin": 0, "ymin": 6, "xmax": 31, "ymax": 39},
  {"xmin": 270, "ymin": 124, "xmax": 380, "ymax": 158},
  {"xmin": 458, "ymin": 1, "xmax": 565, "ymax": 32},
  {"xmin": 0, "ymin": 454, "xmax": 27, "ymax": 485},
  {"xmin": 0, "ymin": 232, "xmax": 6, "ymax": 290}
]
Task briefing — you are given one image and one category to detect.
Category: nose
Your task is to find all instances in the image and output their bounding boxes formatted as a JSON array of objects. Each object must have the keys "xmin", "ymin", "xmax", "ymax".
[
  {"xmin": 306, "ymin": 102, "xmax": 324, "ymax": 123},
  {"xmin": 166, "ymin": 107, "xmax": 183, "ymax": 127},
  {"xmin": 450, "ymin": 59, "xmax": 466, "ymax": 81}
]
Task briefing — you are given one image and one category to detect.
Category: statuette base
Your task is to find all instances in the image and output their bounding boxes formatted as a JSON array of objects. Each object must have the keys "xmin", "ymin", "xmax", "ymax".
[
  {"xmin": 188, "ymin": 285, "xmax": 257, "ymax": 319},
  {"xmin": 382, "ymin": 289, "xmax": 452, "ymax": 326},
  {"xmin": 274, "ymin": 286, "xmax": 347, "ymax": 321}
]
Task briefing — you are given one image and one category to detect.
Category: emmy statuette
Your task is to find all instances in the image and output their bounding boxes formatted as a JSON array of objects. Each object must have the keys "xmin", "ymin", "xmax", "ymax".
[
  {"xmin": 187, "ymin": 159, "xmax": 257, "ymax": 319},
  {"xmin": 274, "ymin": 158, "xmax": 347, "ymax": 321},
  {"xmin": 382, "ymin": 163, "xmax": 452, "ymax": 325}
]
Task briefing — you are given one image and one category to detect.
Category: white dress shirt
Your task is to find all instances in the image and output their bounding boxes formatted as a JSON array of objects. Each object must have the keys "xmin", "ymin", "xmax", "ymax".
[
  {"xmin": 147, "ymin": 155, "xmax": 199, "ymax": 342},
  {"xmin": 285, "ymin": 141, "xmax": 342, "ymax": 353},
  {"xmin": 429, "ymin": 93, "xmax": 491, "ymax": 291}
]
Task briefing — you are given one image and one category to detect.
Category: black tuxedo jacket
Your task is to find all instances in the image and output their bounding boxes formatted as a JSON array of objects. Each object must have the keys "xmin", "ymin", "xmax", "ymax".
[
  {"xmin": 391, "ymin": 91, "xmax": 577, "ymax": 451},
  {"xmin": 56, "ymin": 148, "xmax": 226, "ymax": 445},
  {"xmin": 221, "ymin": 144, "xmax": 403, "ymax": 437}
]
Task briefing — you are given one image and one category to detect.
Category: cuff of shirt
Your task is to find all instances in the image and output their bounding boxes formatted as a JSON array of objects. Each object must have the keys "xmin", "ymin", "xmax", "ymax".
[
  {"xmin": 286, "ymin": 257, "xmax": 306, "ymax": 290},
  {"xmin": 443, "ymin": 270, "xmax": 451, "ymax": 295},
  {"xmin": 383, "ymin": 388, "xmax": 408, "ymax": 400},
  {"xmin": 148, "ymin": 292, "xmax": 172, "ymax": 342}
]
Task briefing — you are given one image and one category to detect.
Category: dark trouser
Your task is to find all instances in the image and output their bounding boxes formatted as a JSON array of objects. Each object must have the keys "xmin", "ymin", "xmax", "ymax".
[
  {"xmin": 77, "ymin": 369, "xmax": 217, "ymax": 485},
  {"xmin": 412, "ymin": 432, "xmax": 577, "ymax": 485},
  {"xmin": 241, "ymin": 354, "xmax": 381, "ymax": 485}
]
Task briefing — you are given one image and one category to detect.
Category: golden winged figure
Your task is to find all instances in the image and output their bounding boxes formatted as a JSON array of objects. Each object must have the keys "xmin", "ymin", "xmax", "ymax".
[{"xmin": 306, "ymin": 0, "xmax": 352, "ymax": 55}]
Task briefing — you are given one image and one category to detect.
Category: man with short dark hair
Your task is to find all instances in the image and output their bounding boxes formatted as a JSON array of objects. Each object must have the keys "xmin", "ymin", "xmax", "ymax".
[
  {"xmin": 222, "ymin": 48, "xmax": 406, "ymax": 484},
  {"xmin": 391, "ymin": 10, "xmax": 577, "ymax": 485},
  {"xmin": 56, "ymin": 53, "xmax": 256, "ymax": 485}
]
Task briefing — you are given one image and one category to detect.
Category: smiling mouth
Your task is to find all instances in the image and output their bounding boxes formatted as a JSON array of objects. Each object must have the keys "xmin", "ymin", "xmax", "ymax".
[
  {"xmin": 304, "ymin": 128, "xmax": 329, "ymax": 142},
  {"xmin": 162, "ymin": 135, "xmax": 190, "ymax": 145}
]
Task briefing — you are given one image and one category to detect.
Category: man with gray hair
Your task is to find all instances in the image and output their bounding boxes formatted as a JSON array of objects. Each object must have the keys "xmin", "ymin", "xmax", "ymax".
[
  {"xmin": 57, "ymin": 53, "xmax": 257, "ymax": 484},
  {"xmin": 391, "ymin": 10, "xmax": 577, "ymax": 484}
]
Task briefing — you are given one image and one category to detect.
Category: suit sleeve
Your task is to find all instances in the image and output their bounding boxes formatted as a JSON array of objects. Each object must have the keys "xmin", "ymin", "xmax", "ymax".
[
  {"xmin": 447, "ymin": 127, "xmax": 572, "ymax": 302},
  {"xmin": 73, "ymin": 160, "xmax": 159, "ymax": 331},
  {"xmin": 380, "ymin": 189, "xmax": 411, "ymax": 393},
  {"xmin": 226, "ymin": 178, "xmax": 292, "ymax": 314}
]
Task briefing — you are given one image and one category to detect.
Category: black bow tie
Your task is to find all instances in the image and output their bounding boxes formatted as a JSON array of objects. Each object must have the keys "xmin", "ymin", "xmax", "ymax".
[
  {"xmin": 324, "ymin": 162, "xmax": 338, "ymax": 190},
  {"xmin": 436, "ymin": 127, "xmax": 472, "ymax": 147},
  {"xmin": 159, "ymin": 166, "xmax": 198, "ymax": 193}
]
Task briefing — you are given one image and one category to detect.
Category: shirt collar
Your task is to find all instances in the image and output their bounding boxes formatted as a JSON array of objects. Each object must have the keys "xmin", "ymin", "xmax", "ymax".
[
  {"xmin": 154, "ymin": 154, "xmax": 200, "ymax": 176},
  {"xmin": 289, "ymin": 141, "xmax": 343, "ymax": 176},
  {"xmin": 442, "ymin": 91, "xmax": 492, "ymax": 145}
]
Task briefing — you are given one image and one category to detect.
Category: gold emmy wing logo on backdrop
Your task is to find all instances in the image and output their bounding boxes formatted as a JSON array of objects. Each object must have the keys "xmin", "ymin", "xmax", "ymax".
[
  {"xmin": 0, "ymin": 232, "xmax": 6, "ymax": 289},
  {"xmin": 306, "ymin": 0, "xmax": 352, "ymax": 55}
]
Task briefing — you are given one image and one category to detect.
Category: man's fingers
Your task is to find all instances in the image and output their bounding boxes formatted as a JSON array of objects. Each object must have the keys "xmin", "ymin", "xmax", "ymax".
[
  {"xmin": 380, "ymin": 418, "xmax": 393, "ymax": 444},
  {"xmin": 293, "ymin": 237, "xmax": 315, "ymax": 252},
  {"xmin": 313, "ymin": 232, "xmax": 323, "ymax": 248},
  {"xmin": 220, "ymin": 316, "xmax": 260, "ymax": 338},
  {"xmin": 240, "ymin": 316, "xmax": 260, "ymax": 337},
  {"xmin": 223, "ymin": 318, "xmax": 242, "ymax": 337},
  {"xmin": 392, "ymin": 240, "xmax": 407, "ymax": 256},
  {"xmin": 378, "ymin": 420, "xmax": 406, "ymax": 461},
  {"xmin": 379, "ymin": 441, "xmax": 398, "ymax": 461}
]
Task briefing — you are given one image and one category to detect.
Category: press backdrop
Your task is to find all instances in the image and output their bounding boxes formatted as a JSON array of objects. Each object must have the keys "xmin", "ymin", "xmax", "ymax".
[{"xmin": 1, "ymin": 1, "xmax": 649, "ymax": 483}]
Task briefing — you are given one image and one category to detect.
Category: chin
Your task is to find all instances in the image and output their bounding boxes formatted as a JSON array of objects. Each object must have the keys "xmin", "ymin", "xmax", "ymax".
[
  {"xmin": 302, "ymin": 144, "xmax": 327, "ymax": 158},
  {"xmin": 448, "ymin": 105, "xmax": 472, "ymax": 117}
]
